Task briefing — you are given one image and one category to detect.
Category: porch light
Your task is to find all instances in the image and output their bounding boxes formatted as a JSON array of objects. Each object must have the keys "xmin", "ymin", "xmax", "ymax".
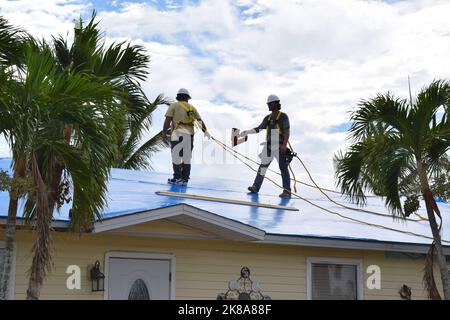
[{"xmin": 90, "ymin": 260, "xmax": 105, "ymax": 292}]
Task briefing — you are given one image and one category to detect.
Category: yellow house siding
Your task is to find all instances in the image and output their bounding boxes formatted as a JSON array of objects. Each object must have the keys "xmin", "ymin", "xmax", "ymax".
[
  {"xmin": 362, "ymin": 251, "xmax": 434, "ymax": 300},
  {"xmin": 0, "ymin": 226, "xmax": 440, "ymax": 300}
]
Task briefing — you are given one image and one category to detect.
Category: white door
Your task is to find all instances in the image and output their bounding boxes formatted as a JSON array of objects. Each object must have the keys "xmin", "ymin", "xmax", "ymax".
[{"xmin": 108, "ymin": 258, "xmax": 171, "ymax": 300}]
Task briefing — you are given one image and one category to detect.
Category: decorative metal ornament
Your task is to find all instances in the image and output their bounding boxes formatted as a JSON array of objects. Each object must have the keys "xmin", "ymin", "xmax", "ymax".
[{"xmin": 217, "ymin": 267, "xmax": 271, "ymax": 300}]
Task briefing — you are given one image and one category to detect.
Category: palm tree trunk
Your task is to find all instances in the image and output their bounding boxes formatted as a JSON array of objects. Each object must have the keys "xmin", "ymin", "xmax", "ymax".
[
  {"xmin": 0, "ymin": 154, "xmax": 25, "ymax": 300},
  {"xmin": 417, "ymin": 160, "xmax": 450, "ymax": 299},
  {"xmin": 26, "ymin": 152, "xmax": 52, "ymax": 300},
  {"xmin": 26, "ymin": 126, "xmax": 71, "ymax": 300}
]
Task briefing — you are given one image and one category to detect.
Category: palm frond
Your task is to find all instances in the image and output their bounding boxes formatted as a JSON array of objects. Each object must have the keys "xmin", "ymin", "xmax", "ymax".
[
  {"xmin": 412, "ymin": 79, "xmax": 450, "ymax": 152},
  {"xmin": 121, "ymin": 130, "xmax": 169, "ymax": 170},
  {"xmin": 52, "ymin": 35, "xmax": 71, "ymax": 70},
  {"xmin": 349, "ymin": 93, "xmax": 410, "ymax": 142},
  {"xmin": 0, "ymin": 16, "xmax": 28, "ymax": 66}
]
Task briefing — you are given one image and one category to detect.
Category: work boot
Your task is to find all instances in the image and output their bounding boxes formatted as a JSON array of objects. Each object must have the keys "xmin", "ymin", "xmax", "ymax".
[
  {"xmin": 247, "ymin": 185, "xmax": 259, "ymax": 193},
  {"xmin": 167, "ymin": 178, "xmax": 178, "ymax": 184},
  {"xmin": 279, "ymin": 190, "xmax": 291, "ymax": 198}
]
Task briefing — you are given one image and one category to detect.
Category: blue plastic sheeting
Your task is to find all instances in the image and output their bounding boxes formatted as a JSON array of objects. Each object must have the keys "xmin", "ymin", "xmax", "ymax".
[{"xmin": 1, "ymin": 158, "xmax": 449, "ymax": 245}]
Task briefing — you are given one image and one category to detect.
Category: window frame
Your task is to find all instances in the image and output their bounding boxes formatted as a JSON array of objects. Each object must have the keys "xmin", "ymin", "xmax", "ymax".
[
  {"xmin": 0, "ymin": 241, "xmax": 16, "ymax": 300},
  {"xmin": 306, "ymin": 256, "xmax": 364, "ymax": 300}
]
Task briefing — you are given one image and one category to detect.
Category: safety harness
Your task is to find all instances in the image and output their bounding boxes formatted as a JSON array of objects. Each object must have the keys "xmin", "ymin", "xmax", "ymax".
[
  {"xmin": 266, "ymin": 111, "xmax": 296, "ymax": 165},
  {"xmin": 266, "ymin": 111, "xmax": 282, "ymax": 131},
  {"xmin": 173, "ymin": 101, "xmax": 196, "ymax": 131}
]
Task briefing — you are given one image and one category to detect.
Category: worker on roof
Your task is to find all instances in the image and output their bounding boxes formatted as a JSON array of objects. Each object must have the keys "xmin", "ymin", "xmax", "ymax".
[
  {"xmin": 238, "ymin": 94, "xmax": 292, "ymax": 198},
  {"xmin": 163, "ymin": 88, "xmax": 210, "ymax": 186}
]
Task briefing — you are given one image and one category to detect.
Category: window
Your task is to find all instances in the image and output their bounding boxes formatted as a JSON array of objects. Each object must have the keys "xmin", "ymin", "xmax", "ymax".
[
  {"xmin": 307, "ymin": 257, "xmax": 363, "ymax": 300},
  {"xmin": 128, "ymin": 279, "xmax": 150, "ymax": 300}
]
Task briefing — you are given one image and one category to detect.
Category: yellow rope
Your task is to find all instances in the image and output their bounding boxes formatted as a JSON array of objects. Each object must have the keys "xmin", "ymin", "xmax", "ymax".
[
  {"xmin": 288, "ymin": 163, "xmax": 297, "ymax": 193},
  {"xmin": 208, "ymin": 135, "xmax": 450, "ymax": 244},
  {"xmin": 232, "ymin": 145, "xmax": 351, "ymax": 195},
  {"xmin": 293, "ymin": 153, "xmax": 428, "ymax": 223},
  {"xmin": 214, "ymin": 130, "xmax": 424, "ymax": 223}
]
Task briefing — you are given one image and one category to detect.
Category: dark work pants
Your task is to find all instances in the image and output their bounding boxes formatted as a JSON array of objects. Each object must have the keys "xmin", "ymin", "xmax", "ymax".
[
  {"xmin": 253, "ymin": 145, "xmax": 291, "ymax": 191},
  {"xmin": 171, "ymin": 134, "xmax": 194, "ymax": 180}
]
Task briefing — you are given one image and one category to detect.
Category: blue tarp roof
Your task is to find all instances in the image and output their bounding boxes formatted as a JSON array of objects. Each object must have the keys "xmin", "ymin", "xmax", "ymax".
[{"xmin": 1, "ymin": 157, "xmax": 449, "ymax": 245}]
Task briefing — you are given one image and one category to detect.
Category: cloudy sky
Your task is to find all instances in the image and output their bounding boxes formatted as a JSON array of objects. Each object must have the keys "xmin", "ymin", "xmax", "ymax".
[{"xmin": 1, "ymin": 0, "xmax": 450, "ymax": 191}]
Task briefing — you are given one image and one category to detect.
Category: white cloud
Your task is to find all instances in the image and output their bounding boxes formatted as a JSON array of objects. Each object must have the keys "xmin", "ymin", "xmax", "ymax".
[
  {"xmin": 0, "ymin": 135, "xmax": 10, "ymax": 158},
  {"xmin": 0, "ymin": 0, "xmax": 91, "ymax": 39}
]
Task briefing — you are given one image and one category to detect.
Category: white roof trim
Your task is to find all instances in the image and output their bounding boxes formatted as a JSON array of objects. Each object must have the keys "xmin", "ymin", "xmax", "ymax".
[
  {"xmin": 260, "ymin": 234, "xmax": 450, "ymax": 254},
  {"xmin": 3, "ymin": 208, "xmax": 449, "ymax": 254},
  {"xmin": 93, "ymin": 204, "xmax": 266, "ymax": 241},
  {"xmin": 0, "ymin": 218, "xmax": 69, "ymax": 229}
]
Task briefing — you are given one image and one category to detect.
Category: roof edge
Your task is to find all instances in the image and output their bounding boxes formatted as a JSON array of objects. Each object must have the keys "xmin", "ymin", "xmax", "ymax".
[{"xmin": 260, "ymin": 234, "xmax": 450, "ymax": 254}]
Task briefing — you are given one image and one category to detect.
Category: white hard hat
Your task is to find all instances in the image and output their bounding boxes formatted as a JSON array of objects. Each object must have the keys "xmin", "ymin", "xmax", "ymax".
[
  {"xmin": 177, "ymin": 88, "xmax": 191, "ymax": 98},
  {"xmin": 267, "ymin": 94, "xmax": 280, "ymax": 104}
]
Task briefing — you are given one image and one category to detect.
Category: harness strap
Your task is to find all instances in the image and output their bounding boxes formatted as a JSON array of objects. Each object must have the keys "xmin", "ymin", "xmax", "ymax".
[
  {"xmin": 173, "ymin": 101, "xmax": 195, "ymax": 131},
  {"xmin": 266, "ymin": 111, "xmax": 282, "ymax": 131}
]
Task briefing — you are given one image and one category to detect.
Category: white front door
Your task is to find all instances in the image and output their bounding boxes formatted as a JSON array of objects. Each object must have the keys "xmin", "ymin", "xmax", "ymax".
[{"xmin": 108, "ymin": 258, "xmax": 171, "ymax": 300}]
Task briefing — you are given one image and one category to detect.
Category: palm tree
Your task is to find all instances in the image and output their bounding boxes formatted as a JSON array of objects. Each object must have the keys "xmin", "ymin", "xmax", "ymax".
[
  {"xmin": 1, "ymin": 13, "xmax": 166, "ymax": 299},
  {"xmin": 1, "ymin": 40, "xmax": 116, "ymax": 299},
  {"xmin": 22, "ymin": 14, "xmax": 167, "ymax": 298},
  {"xmin": 335, "ymin": 80, "xmax": 450, "ymax": 299},
  {"xmin": 49, "ymin": 13, "xmax": 168, "ymax": 206},
  {"xmin": 0, "ymin": 16, "xmax": 29, "ymax": 300}
]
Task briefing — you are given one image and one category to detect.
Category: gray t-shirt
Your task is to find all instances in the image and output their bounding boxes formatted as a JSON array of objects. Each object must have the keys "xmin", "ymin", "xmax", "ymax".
[{"xmin": 255, "ymin": 112, "xmax": 290, "ymax": 144}]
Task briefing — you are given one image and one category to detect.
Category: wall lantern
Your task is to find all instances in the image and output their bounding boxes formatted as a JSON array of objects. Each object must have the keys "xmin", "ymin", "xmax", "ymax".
[
  {"xmin": 217, "ymin": 267, "xmax": 271, "ymax": 300},
  {"xmin": 90, "ymin": 260, "xmax": 105, "ymax": 292}
]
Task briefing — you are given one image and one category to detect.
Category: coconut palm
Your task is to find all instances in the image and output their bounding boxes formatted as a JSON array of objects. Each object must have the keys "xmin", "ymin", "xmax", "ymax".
[
  {"xmin": 0, "ymin": 16, "xmax": 29, "ymax": 300},
  {"xmin": 334, "ymin": 80, "xmax": 450, "ymax": 299}
]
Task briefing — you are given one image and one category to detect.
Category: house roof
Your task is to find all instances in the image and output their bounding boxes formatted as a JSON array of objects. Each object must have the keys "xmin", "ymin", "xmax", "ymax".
[{"xmin": 1, "ymin": 157, "xmax": 449, "ymax": 252}]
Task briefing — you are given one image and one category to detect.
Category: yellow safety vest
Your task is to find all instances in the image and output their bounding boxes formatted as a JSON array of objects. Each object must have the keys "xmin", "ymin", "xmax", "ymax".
[{"xmin": 173, "ymin": 101, "xmax": 195, "ymax": 131}]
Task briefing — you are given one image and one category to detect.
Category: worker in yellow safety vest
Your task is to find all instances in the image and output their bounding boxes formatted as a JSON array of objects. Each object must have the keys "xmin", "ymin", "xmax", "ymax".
[
  {"xmin": 163, "ymin": 88, "xmax": 210, "ymax": 185},
  {"xmin": 238, "ymin": 94, "xmax": 292, "ymax": 198}
]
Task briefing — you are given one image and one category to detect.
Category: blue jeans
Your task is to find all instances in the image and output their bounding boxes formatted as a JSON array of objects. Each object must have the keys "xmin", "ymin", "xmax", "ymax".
[{"xmin": 253, "ymin": 145, "xmax": 291, "ymax": 191}]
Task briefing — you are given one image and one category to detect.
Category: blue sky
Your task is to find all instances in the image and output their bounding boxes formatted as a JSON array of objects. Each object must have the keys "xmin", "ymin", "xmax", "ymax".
[
  {"xmin": 91, "ymin": 0, "xmax": 200, "ymax": 11},
  {"xmin": 1, "ymin": 0, "xmax": 450, "ymax": 189}
]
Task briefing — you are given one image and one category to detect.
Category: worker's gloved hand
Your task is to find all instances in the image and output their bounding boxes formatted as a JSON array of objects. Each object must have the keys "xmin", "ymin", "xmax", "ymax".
[
  {"xmin": 238, "ymin": 130, "xmax": 250, "ymax": 138},
  {"xmin": 204, "ymin": 131, "xmax": 212, "ymax": 140}
]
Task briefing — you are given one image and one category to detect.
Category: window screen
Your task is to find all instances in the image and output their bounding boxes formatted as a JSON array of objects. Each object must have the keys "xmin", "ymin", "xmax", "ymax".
[{"xmin": 311, "ymin": 263, "xmax": 358, "ymax": 300}]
